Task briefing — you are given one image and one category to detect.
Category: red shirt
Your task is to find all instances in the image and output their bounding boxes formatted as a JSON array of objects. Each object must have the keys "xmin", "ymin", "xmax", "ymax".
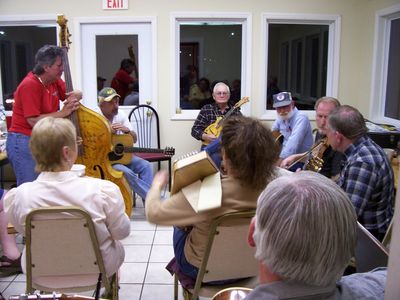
[
  {"xmin": 111, "ymin": 69, "xmax": 134, "ymax": 103},
  {"xmin": 9, "ymin": 72, "xmax": 66, "ymax": 136}
]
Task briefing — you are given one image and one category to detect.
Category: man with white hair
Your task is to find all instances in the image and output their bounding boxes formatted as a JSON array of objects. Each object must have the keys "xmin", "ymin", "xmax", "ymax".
[
  {"xmin": 271, "ymin": 92, "xmax": 313, "ymax": 168},
  {"xmin": 191, "ymin": 82, "xmax": 242, "ymax": 168},
  {"xmin": 191, "ymin": 81, "xmax": 242, "ymax": 146},
  {"xmin": 246, "ymin": 171, "xmax": 386, "ymax": 299}
]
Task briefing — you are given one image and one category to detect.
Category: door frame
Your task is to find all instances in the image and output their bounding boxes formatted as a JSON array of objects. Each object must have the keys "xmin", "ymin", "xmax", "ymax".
[{"xmin": 73, "ymin": 16, "xmax": 157, "ymax": 111}]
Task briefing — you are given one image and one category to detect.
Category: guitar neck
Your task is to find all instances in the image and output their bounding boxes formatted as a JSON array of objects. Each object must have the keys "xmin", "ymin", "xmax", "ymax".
[
  {"xmin": 216, "ymin": 97, "xmax": 249, "ymax": 129},
  {"xmin": 216, "ymin": 106, "xmax": 237, "ymax": 129},
  {"xmin": 124, "ymin": 146, "xmax": 165, "ymax": 154}
]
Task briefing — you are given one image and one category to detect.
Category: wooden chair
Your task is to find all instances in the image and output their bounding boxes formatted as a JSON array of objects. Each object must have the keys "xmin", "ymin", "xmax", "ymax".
[
  {"xmin": 174, "ymin": 210, "xmax": 258, "ymax": 300},
  {"xmin": 354, "ymin": 222, "xmax": 389, "ymax": 273},
  {"xmin": 25, "ymin": 206, "xmax": 118, "ymax": 299},
  {"xmin": 128, "ymin": 104, "xmax": 174, "ymax": 189}
]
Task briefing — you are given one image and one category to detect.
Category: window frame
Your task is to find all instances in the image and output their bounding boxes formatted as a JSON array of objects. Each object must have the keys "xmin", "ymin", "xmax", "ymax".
[
  {"xmin": 0, "ymin": 14, "xmax": 56, "ymax": 108},
  {"xmin": 260, "ymin": 13, "xmax": 341, "ymax": 120},
  {"xmin": 370, "ymin": 4, "xmax": 400, "ymax": 126},
  {"xmin": 170, "ymin": 12, "xmax": 252, "ymax": 120}
]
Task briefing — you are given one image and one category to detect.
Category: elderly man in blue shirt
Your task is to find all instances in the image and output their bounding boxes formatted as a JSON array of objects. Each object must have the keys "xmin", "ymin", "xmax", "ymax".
[{"xmin": 271, "ymin": 92, "xmax": 313, "ymax": 170}]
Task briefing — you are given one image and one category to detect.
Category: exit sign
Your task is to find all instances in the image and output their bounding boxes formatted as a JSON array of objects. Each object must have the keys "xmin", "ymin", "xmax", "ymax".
[{"xmin": 103, "ymin": 0, "xmax": 128, "ymax": 10}]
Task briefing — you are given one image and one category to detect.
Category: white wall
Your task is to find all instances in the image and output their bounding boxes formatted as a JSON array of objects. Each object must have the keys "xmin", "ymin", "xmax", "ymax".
[{"xmin": 0, "ymin": 0, "xmax": 398, "ymax": 159}]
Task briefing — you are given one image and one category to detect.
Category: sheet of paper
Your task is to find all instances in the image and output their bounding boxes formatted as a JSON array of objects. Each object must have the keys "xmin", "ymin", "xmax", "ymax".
[
  {"xmin": 181, "ymin": 172, "xmax": 222, "ymax": 213},
  {"xmin": 198, "ymin": 172, "xmax": 222, "ymax": 212},
  {"xmin": 182, "ymin": 180, "xmax": 201, "ymax": 212}
]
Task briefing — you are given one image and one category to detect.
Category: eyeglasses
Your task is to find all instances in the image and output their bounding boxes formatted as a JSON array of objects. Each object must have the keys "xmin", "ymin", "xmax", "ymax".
[
  {"xmin": 76, "ymin": 136, "xmax": 83, "ymax": 146},
  {"xmin": 215, "ymin": 92, "xmax": 230, "ymax": 96}
]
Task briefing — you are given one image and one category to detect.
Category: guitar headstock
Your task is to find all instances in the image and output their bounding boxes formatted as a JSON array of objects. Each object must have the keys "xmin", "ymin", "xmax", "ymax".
[
  {"xmin": 233, "ymin": 96, "xmax": 250, "ymax": 109},
  {"xmin": 164, "ymin": 147, "xmax": 175, "ymax": 157},
  {"xmin": 57, "ymin": 14, "xmax": 71, "ymax": 49}
]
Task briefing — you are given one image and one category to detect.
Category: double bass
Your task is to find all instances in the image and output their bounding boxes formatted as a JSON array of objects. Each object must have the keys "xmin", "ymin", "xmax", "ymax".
[{"xmin": 57, "ymin": 15, "xmax": 133, "ymax": 216}]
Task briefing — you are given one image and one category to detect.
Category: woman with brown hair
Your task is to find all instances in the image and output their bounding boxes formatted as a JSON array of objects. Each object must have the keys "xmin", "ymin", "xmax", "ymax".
[{"xmin": 145, "ymin": 115, "xmax": 287, "ymax": 280}]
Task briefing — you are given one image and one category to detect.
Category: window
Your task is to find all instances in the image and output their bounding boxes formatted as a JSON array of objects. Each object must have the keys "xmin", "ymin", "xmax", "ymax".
[
  {"xmin": 0, "ymin": 24, "xmax": 56, "ymax": 109},
  {"xmin": 171, "ymin": 13, "xmax": 251, "ymax": 119},
  {"xmin": 262, "ymin": 14, "xmax": 340, "ymax": 119},
  {"xmin": 371, "ymin": 4, "xmax": 400, "ymax": 125}
]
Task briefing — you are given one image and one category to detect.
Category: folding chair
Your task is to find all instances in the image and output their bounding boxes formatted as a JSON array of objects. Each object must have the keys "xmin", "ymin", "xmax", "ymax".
[
  {"xmin": 25, "ymin": 206, "xmax": 118, "ymax": 299},
  {"xmin": 354, "ymin": 222, "xmax": 389, "ymax": 273},
  {"xmin": 128, "ymin": 104, "xmax": 174, "ymax": 189},
  {"xmin": 174, "ymin": 210, "xmax": 258, "ymax": 300},
  {"xmin": 382, "ymin": 218, "xmax": 393, "ymax": 249}
]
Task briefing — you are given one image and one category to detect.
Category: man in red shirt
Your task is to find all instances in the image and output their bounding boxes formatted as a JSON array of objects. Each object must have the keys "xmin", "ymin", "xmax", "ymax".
[
  {"xmin": 6, "ymin": 45, "xmax": 81, "ymax": 186},
  {"xmin": 111, "ymin": 58, "xmax": 136, "ymax": 105}
]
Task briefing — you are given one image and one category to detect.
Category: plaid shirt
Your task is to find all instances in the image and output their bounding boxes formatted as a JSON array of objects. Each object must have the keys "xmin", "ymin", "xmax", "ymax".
[
  {"xmin": 191, "ymin": 103, "xmax": 242, "ymax": 141},
  {"xmin": 337, "ymin": 136, "xmax": 394, "ymax": 234}
]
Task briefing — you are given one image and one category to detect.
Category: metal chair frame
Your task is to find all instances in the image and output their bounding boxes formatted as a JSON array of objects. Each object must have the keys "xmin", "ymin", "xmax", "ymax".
[
  {"xmin": 128, "ymin": 104, "xmax": 172, "ymax": 189},
  {"xmin": 174, "ymin": 210, "xmax": 257, "ymax": 300}
]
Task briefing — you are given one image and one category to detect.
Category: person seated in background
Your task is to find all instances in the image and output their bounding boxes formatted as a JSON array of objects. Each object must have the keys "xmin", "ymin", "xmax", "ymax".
[
  {"xmin": 124, "ymin": 82, "xmax": 140, "ymax": 106},
  {"xmin": 180, "ymin": 65, "xmax": 198, "ymax": 104},
  {"xmin": 0, "ymin": 189, "xmax": 21, "ymax": 275},
  {"xmin": 97, "ymin": 76, "xmax": 106, "ymax": 92},
  {"xmin": 111, "ymin": 58, "xmax": 136, "ymax": 105},
  {"xmin": 229, "ymin": 79, "xmax": 241, "ymax": 105},
  {"xmin": 146, "ymin": 116, "xmax": 288, "ymax": 281},
  {"xmin": 246, "ymin": 171, "xmax": 386, "ymax": 300},
  {"xmin": 271, "ymin": 92, "xmax": 313, "ymax": 170},
  {"xmin": 97, "ymin": 87, "xmax": 153, "ymax": 201},
  {"xmin": 191, "ymin": 82, "xmax": 242, "ymax": 169},
  {"xmin": 281, "ymin": 97, "xmax": 344, "ymax": 178},
  {"xmin": 188, "ymin": 77, "xmax": 212, "ymax": 109},
  {"xmin": 326, "ymin": 105, "xmax": 394, "ymax": 241},
  {"xmin": 4, "ymin": 117, "xmax": 130, "ymax": 277}
]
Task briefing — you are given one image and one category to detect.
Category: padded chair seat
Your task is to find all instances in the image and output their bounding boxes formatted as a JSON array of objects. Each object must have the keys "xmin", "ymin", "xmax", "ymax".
[{"xmin": 134, "ymin": 152, "xmax": 172, "ymax": 162}]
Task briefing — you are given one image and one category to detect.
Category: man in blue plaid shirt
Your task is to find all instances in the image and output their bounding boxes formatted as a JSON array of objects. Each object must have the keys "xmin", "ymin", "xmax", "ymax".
[{"xmin": 326, "ymin": 105, "xmax": 394, "ymax": 241}]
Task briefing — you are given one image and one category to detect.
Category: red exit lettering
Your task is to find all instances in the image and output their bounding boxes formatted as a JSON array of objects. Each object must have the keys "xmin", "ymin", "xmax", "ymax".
[{"xmin": 107, "ymin": 0, "xmax": 123, "ymax": 8}]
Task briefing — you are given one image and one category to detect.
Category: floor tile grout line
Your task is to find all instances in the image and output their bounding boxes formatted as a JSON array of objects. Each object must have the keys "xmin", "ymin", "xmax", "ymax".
[{"xmin": 139, "ymin": 225, "xmax": 157, "ymax": 300}]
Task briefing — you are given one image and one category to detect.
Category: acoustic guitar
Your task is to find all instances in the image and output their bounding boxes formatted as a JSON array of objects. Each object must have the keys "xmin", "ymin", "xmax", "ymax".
[
  {"xmin": 108, "ymin": 134, "xmax": 175, "ymax": 164},
  {"xmin": 202, "ymin": 97, "xmax": 249, "ymax": 146},
  {"xmin": 272, "ymin": 130, "xmax": 284, "ymax": 145}
]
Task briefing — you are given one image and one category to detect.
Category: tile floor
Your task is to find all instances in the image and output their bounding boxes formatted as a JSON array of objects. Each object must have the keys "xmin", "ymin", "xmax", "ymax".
[{"xmin": 0, "ymin": 198, "xmax": 201, "ymax": 300}]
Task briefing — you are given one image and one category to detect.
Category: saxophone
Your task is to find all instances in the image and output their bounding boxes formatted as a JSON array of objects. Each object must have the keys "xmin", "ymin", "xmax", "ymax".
[{"xmin": 287, "ymin": 137, "xmax": 329, "ymax": 172}]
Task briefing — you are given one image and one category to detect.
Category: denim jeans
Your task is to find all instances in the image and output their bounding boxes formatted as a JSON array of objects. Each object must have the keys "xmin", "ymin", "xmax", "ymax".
[
  {"xmin": 203, "ymin": 138, "xmax": 222, "ymax": 170},
  {"xmin": 113, "ymin": 155, "xmax": 153, "ymax": 200},
  {"xmin": 6, "ymin": 132, "xmax": 38, "ymax": 186},
  {"xmin": 173, "ymin": 227, "xmax": 198, "ymax": 280}
]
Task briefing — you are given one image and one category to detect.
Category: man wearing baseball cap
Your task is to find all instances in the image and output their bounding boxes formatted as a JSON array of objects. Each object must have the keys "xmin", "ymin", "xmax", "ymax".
[
  {"xmin": 271, "ymin": 92, "xmax": 313, "ymax": 169},
  {"xmin": 97, "ymin": 87, "xmax": 153, "ymax": 203}
]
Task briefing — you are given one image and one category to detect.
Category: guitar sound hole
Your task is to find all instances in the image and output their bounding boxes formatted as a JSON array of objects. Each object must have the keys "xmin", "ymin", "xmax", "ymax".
[{"xmin": 114, "ymin": 144, "xmax": 124, "ymax": 155}]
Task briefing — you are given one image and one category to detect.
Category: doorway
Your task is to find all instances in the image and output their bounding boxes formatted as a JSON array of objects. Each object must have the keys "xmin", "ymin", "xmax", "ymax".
[{"xmin": 77, "ymin": 19, "xmax": 156, "ymax": 112}]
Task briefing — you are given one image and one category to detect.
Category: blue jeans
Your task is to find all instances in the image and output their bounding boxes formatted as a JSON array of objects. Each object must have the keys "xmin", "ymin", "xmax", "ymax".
[
  {"xmin": 173, "ymin": 227, "xmax": 198, "ymax": 280},
  {"xmin": 203, "ymin": 138, "xmax": 222, "ymax": 170},
  {"xmin": 113, "ymin": 155, "xmax": 153, "ymax": 200},
  {"xmin": 6, "ymin": 132, "xmax": 38, "ymax": 186}
]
